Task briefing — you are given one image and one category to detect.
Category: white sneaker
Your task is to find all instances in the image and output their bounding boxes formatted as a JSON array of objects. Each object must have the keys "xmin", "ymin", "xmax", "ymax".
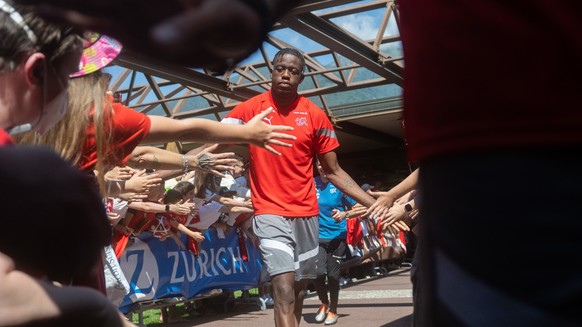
[
  {"xmin": 339, "ymin": 276, "xmax": 348, "ymax": 287},
  {"xmin": 324, "ymin": 312, "xmax": 338, "ymax": 325},
  {"xmin": 315, "ymin": 304, "xmax": 329, "ymax": 323},
  {"xmin": 258, "ymin": 297, "xmax": 267, "ymax": 311},
  {"xmin": 264, "ymin": 296, "xmax": 274, "ymax": 307}
]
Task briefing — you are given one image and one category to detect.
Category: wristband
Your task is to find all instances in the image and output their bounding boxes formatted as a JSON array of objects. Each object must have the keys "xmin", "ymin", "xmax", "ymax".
[
  {"xmin": 165, "ymin": 204, "xmax": 170, "ymax": 212},
  {"xmin": 404, "ymin": 203, "xmax": 413, "ymax": 212},
  {"xmin": 182, "ymin": 155, "xmax": 189, "ymax": 178}
]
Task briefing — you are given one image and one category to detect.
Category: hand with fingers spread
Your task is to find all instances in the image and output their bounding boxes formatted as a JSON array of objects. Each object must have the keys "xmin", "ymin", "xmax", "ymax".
[
  {"xmin": 104, "ymin": 166, "xmax": 135, "ymax": 181},
  {"xmin": 380, "ymin": 202, "xmax": 408, "ymax": 228},
  {"xmin": 125, "ymin": 169, "xmax": 162, "ymax": 193},
  {"xmin": 188, "ymin": 230, "xmax": 205, "ymax": 243},
  {"xmin": 244, "ymin": 107, "xmax": 295, "ymax": 155},
  {"xmin": 384, "ymin": 222, "xmax": 410, "ymax": 235},
  {"xmin": 350, "ymin": 203, "xmax": 369, "ymax": 217},
  {"xmin": 367, "ymin": 169, "xmax": 418, "ymax": 220},
  {"xmin": 168, "ymin": 203, "xmax": 192, "ymax": 216},
  {"xmin": 366, "ymin": 193, "xmax": 397, "ymax": 221},
  {"xmin": 188, "ymin": 143, "xmax": 238, "ymax": 177},
  {"xmin": 118, "ymin": 192, "xmax": 148, "ymax": 203},
  {"xmin": 179, "ymin": 199, "xmax": 196, "ymax": 211},
  {"xmin": 383, "ymin": 219, "xmax": 411, "ymax": 233}
]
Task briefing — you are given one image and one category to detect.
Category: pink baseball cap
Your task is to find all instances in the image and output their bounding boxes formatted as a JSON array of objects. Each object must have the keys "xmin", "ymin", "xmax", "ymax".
[{"xmin": 70, "ymin": 32, "xmax": 122, "ymax": 78}]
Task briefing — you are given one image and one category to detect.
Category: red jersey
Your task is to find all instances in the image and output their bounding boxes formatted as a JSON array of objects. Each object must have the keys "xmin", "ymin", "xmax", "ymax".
[
  {"xmin": 223, "ymin": 91, "xmax": 339, "ymax": 217},
  {"xmin": 400, "ymin": 0, "xmax": 582, "ymax": 162},
  {"xmin": 127, "ymin": 210, "xmax": 156, "ymax": 234},
  {"xmin": 79, "ymin": 103, "xmax": 151, "ymax": 171},
  {"xmin": 0, "ymin": 129, "xmax": 13, "ymax": 147}
]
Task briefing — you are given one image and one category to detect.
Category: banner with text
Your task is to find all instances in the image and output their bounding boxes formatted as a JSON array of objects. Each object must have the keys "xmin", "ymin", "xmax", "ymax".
[{"xmin": 118, "ymin": 228, "xmax": 261, "ymax": 313}]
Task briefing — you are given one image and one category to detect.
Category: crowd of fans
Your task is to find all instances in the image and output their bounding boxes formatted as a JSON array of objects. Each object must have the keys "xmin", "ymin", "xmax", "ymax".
[
  {"xmin": 4, "ymin": 0, "xmax": 581, "ymax": 326},
  {"xmin": 0, "ymin": 2, "xmax": 416, "ymax": 326},
  {"xmin": 102, "ymin": 155, "xmax": 415, "ymax": 323}
]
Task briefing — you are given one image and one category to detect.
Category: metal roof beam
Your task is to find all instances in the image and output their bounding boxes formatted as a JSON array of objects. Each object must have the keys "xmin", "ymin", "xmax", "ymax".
[
  {"xmin": 285, "ymin": 0, "xmax": 364, "ymax": 17},
  {"xmin": 282, "ymin": 13, "xmax": 403, "ymax": 86},
  {"xmin": 114, "ymin": 50, "xmax": 260, "ymax": 102}
]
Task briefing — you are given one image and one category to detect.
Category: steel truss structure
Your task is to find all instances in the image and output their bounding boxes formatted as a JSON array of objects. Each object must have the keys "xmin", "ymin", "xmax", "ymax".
[{"xmin": 107, "ymin": 0, "xmax": 406, "ymax": 163}]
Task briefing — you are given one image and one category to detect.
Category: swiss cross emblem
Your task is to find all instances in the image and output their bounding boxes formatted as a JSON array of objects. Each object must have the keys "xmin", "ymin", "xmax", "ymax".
[{"xmin": 295, "ymin": 117, "xmax": 308, "ymax": 127}]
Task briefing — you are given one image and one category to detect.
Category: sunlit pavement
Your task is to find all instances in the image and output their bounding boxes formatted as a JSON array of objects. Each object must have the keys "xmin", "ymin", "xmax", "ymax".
[{"xmin": 170, "ymin": 267, "xmax": 413, "ymax": 327}]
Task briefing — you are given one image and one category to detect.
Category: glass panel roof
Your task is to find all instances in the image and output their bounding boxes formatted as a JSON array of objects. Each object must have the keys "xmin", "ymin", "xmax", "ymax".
[{"xmin": 106, "ymin": 0, "xmax": 405, "ymax": 153}]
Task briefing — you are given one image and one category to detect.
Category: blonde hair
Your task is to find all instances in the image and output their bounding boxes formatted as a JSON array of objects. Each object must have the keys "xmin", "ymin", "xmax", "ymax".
[
  {"xmin": 16, "ymin": 70, "xmax": 114, "ymax": 194},
  {"xmin": 193, "ymin": 169, "xmax": 208, "ymax": 199}
]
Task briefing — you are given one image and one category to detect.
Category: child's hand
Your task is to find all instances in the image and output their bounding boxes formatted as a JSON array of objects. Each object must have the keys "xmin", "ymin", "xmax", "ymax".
[
  {"xmin": 192, "ymin": 232, "xmax": 205, "ymax": 242},
  {"xmin": 107, "ymin": 212, "xmax": 121, "ymax": 226}
]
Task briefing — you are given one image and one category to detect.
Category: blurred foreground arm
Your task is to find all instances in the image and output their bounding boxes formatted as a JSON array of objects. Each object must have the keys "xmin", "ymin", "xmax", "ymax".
[
  {"xmin": 0, "ymin": 252, "xmax": 59, "ymax": 325},
  {"xmin": 0, "ymin": 252, "xmax": 128, "ymax": 326},
  {"xmin": 17, "ymin": 0, "xmax": 302, "ymax": 70}
]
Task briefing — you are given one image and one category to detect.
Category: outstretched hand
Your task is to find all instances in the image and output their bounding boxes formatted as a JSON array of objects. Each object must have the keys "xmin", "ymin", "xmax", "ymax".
[
  {"xmin": 104, "ymin": 166, "xmax": 134, "ymax": 181},
  {"xmin": 125, "ymin": 169, "xmax": 162, "ymax": 193},
  {"xmin": 170, "ymin": 204, "xmax": 192, "ymax": 216},
  {"xmin": 246, "ymin": 107, "xmax": 295, "ymax": 155},
  {"xmin": 118, "ymin": 192, "xmax": 148, "ymax": 203},
  {"xmin": 384, "ymin": 221, "xmax": 410, "ymax": 233},
  {"xmin": 189, "ymin": 143, "xmax": 237, "ymax": 177},
  {"xmin": 380, "ymin": 203, "xmax": 406, "ymax": 228},
  {"xmin": 366, "ymin": 193, "xmax": 396, "ymax": 221},
  {"xmin": 350, "ymin": 203, "xmax": 369, "ymax": 217}
]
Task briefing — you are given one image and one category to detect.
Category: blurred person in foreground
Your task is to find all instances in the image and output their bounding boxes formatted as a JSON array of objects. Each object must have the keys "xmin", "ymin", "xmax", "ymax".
[
  {"xmin": 14, "ymin": 0, "xmax": 303, "ymax": 71},
  {"xmin": 367, "ymin": 1, "xmax": 582, "ymax": 326},
  {"xmin": 0, "ymin": 146, "xmax": 130, "ymax": 327},
  {"xmin": 0, "ymin": 2, "xmax": 132, "ymax": 324}
]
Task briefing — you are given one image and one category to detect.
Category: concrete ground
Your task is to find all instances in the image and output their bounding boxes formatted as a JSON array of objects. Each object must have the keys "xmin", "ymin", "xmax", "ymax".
[{"xmin": 161, "ymin": 267, "xmax": 413, "ymax": 327}]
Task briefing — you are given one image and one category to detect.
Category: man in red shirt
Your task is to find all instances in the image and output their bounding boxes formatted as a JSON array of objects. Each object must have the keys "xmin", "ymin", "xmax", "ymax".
[{"xmin": 202, "ymin": 48, "xmax": 382, "ymax": 327}]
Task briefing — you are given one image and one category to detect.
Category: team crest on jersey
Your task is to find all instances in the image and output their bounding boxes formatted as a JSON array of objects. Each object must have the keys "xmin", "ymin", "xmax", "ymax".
[{"xmin": 295, "ymin": 117, "xmax": 308, "ymax": 127}]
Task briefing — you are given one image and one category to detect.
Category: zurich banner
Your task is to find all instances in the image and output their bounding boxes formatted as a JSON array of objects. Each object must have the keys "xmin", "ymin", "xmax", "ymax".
[{"xmin": 118, "ymin": 228, "xmax": 262, "ymax": 313}]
